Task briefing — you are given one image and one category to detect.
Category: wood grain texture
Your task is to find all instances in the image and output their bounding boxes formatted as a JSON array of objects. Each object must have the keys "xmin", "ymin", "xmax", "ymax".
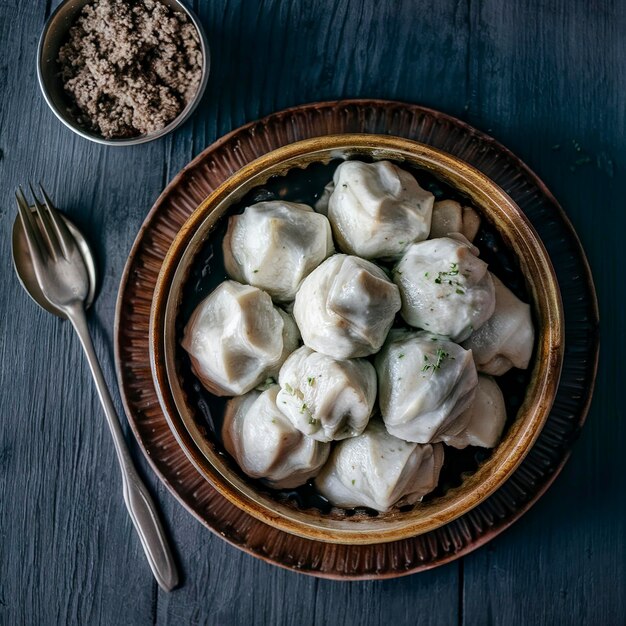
[
  {"xmin": 461, "ymin": 0, "xmax": 625, "ymax": 624},
  {"xmin": 0, "ymin": 1, "xmax": 621, "ymax": 626}
]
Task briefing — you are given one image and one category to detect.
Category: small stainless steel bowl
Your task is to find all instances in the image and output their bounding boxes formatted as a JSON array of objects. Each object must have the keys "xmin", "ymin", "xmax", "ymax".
[{"xmin": 37, "ymin": 0, "xmax": 210, "ymax": 146}]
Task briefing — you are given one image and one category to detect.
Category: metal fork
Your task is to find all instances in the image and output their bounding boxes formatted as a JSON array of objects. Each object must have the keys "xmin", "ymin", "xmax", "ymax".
[{"xmin": 15, "ymin": 185, "xmax": 178, "ymax": 591}]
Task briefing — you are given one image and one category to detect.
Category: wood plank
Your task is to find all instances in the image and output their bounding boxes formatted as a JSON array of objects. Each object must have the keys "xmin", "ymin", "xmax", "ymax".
[
  {"xmin": 0, "ymin": 1, "xmax": 164, "ymax": 623},
  {"xmin": 462, "ymin": 0, "xmax": 626, "ymax": 623},
  {"xmin": 157, "ymin": 505, "xmax": 460, "ymax": 626},
  {"xmin": 191, "ymin": 0, "xmax": 473, "ymax": 152}
]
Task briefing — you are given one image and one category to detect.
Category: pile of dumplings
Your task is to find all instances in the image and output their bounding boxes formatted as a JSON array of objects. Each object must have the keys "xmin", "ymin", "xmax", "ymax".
[{"xmin": 182, "ymin": 160, "xmax": 535, "ymax": 513}]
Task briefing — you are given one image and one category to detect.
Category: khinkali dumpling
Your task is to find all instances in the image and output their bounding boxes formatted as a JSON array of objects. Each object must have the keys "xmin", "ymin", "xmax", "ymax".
[
  {"xmin": 326, "ymin": 160, "xmax": 434, "ymax": 259},
  {"xmin": 276, "ymin": 346, "xmax": 377, "ymax": 442},
  {"xmin": 314, "ymin": 181, "xmax": 334, "ymax": 214},
  {"xmin": 462, "ymin": 275, "xmax": 534, "ymax": 375},
  {"xmin": 441, "ymin": 375, "xmax": 507, "ymax": 449},
  {"xmin": 429, "ymin": 199, "xmax": 481, "ymax": 242},
  {"xmin": 223, "ymin": 201, "xmax": 334, "ymax": 302},
  {"xmin": 293, "ymin": 254, "xmax": 402, "ymax": 359},
  {"xmin": 223, "ymin": 386, "xmax": 330, "ymax": 489},
  {"xmin": 393, "ymin": 236, "xmax": 496, "ymax": 341},
  {"xmin": 375, "ymin": 330, "xmax": 478, "ymax": 443},
  {"xmin": 314, "ymin": 420, "xmax": 444, "ymax": 511},
  {"xmin": 182, "ymin": 281, "xmax": 300, "ymax": 396}
]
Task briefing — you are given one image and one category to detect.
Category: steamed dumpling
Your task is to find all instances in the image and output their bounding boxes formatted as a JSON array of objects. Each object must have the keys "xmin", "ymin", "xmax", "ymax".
[
  {"xmin": 182, "ymin": 281, "xmax": 300, "ymax": 396},
  {"xmin": 462, "ymin": 275, "xmax": 535, "ymax": 375},
  {"xmin": 276, "ymin": 346, "xmax": 377, "ymax": 442},
  {"xmin": 293, "ymin": 254, "xmax": 401, "ymax": 359},
  {"xmin": 223, "ymin": 201, "xmax": 334, "ymax": 301},
  {"xmin": 314, "ymin": 181, "xmax": 335, "ymax": 214},
  {"xmin": 326, "ymin": 160, "xmax": 434, "ymax": 259},
  {"xmin": 441, "ymin": 375, "xmax": 507, "ymax": 449},
  {"xmin": 314, "ymin": 420, "xmax": 444, "ymax": 511},
  {"xmin": 223, "ymin": 386, "xmax": 330, "ymax": 489},
  {"xmin": 393, "ymin": 236, "xmax": 496, "ymax": 341},
  {"xmin": 429, "ymin": 199, "xmax": 481, "ymax": 242},
  {"xmin": 375, "ymin": 330, "xmax": 478, "ymax": 443}
]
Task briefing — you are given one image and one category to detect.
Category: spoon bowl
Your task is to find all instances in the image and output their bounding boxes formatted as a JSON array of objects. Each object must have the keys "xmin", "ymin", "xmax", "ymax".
[{"xmin": 12, "ymin": 207, "xmax": 97, "ymax": 318}]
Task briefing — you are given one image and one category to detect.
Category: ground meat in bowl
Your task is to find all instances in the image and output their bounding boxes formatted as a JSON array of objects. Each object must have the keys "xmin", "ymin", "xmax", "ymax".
[{"xmin": 58, "ymin": 0, "xmax": 203, "ymax": 139}]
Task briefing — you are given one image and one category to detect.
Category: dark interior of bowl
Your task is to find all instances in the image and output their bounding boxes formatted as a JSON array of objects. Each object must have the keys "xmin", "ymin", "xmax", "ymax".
[{"xmin": 175, "ymin": 157, "xmax": 534, "ymax": 519}]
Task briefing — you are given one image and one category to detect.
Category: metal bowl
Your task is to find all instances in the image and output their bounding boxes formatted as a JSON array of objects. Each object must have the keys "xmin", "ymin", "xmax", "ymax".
[
  {"xmin": 37, "ymin": 0, "xmax": 210, "ymax": 146},
  {"xmin": 149, "ymin": 134, "xmax": 565, "ymax": 545}
]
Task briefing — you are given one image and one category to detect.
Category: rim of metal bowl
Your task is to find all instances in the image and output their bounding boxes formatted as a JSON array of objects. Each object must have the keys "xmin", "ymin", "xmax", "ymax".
[
  {"xmin": 36, "ymin": 0, "xmax": 210, "ymax": 146},
  {"xmin": 149, "ymin": 134, "xmax": 565, "ymax": 545}
]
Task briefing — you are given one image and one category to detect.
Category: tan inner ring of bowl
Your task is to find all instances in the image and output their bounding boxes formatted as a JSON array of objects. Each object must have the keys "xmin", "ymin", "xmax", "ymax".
[{"xmin": 150, "ymin": 135, "xmax": 564, "ymax": 545}]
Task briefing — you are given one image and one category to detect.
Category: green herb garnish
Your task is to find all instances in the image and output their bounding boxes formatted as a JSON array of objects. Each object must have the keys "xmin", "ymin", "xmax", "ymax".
[
  {"xmin": 257, "ymin": 376, "xmax": 276, "ymax": 390},
  {"xmin": 422, "ymin": 348, "xmax": 450, "ymax": 373},
  {"xmin": 432, "ymin": 262, "xmax": 461, "ymax": 286},
  {"xmin": 435, "ymin": 348, "xmax": 449, "ymax": 368}
]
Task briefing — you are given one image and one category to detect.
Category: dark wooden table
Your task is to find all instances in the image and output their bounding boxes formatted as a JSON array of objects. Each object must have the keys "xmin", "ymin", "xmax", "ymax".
[{"xmin": 1, "ymin": 1, "xmax": 624, "ymax": 624}]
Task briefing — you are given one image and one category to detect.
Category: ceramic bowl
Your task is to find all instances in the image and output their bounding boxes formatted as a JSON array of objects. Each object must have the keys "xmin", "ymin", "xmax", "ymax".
[
  {"xmin": 149, "ymin": 134, "xmax": 564, "ymax": 545},
  {"xmin": 37, "ymin": 0, "xmax": 210, "ymax": 146}
]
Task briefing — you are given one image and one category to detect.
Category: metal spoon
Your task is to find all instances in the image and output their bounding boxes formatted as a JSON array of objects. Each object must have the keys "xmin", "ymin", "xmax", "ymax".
[
  {"xmin": 12, "ymin": 185, "xmax": 179, "ymax": 592},
  {"xmin": 12, "ymin": 207, "xmax": 97, "ymax": 317}
]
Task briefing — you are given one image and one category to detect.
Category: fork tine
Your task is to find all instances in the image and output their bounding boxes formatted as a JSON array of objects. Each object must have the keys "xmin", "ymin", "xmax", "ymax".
[
  {"xmin": 15, "ymin": 187, "xmax": 47, "ymax": 266},
  {"xmin": 39, "ymin": 184, "xmax": 73, "ymax": 258},
  {"xmin": 29, "ymin": 183, "xmax": 60, "ymax": 260}
]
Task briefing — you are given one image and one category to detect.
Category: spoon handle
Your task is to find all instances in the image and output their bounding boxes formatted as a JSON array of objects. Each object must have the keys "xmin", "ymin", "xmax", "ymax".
[{"xmin": 67, "ymin": 305, "xmax": 179, "ymax": 592}]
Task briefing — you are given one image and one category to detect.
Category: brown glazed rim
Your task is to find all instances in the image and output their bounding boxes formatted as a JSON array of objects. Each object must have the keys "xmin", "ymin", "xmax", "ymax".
[{"xmin": 149, "ymin": 134, "xmax": 564, "ymax": 545}]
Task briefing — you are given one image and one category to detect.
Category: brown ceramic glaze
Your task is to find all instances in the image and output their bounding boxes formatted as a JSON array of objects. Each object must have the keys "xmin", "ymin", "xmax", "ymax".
[
  {"xmin": 114, "ymin": 100, "xmax": 598, "ymax": 577},
  {"xmin": 149, "ymin": 135, "xmax": 564, "ymax": 545}
]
